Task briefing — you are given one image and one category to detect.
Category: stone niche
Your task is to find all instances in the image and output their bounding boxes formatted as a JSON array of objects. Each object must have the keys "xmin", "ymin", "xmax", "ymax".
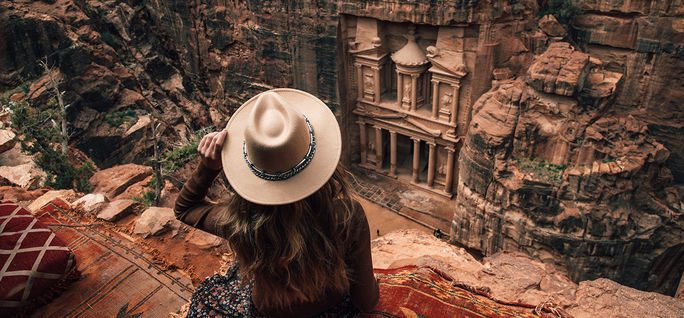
[{"xmin": 342, "ymin": 16, "xmax": 475, "ymax": 199}]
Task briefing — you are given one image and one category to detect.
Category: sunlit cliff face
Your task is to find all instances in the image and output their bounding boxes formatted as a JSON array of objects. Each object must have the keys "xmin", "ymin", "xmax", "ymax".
[{"xmin": 0, "ymin": 0, "xmax": 682, "ymax": 296}]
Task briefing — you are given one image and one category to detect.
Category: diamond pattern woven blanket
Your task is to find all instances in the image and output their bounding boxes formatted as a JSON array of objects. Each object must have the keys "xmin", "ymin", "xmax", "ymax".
[
  {"xmin": 31, "ymin": 198, "xmax": 193, "ymax": 317},
  {"xmin": 361, "ymin": 266, "xmax": 541, "ymax": 318},
  {"xmin": 0, "ymin": 200, "xmax": 77, "ymax": 316}
]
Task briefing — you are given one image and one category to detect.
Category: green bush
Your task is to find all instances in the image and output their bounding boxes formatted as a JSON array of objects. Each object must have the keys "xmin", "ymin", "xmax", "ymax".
[
  {"xmin": 9, "ymin": 100, "xmax": 94, "ymax": 191},
  {"xmin": 163, "ymin": 142, "xmax": 199, "ymax": 172},
  {"xmin": 135, "ymin": 189, "xmax": 156, "ymax": 207},
  {"xmin": 101, "ymin": 31, "xmax": 122, "ymax": 48},
  {"xmin": 515, "ymin": 157, "xmax": 568, "ymax": 184},
  {"xmin": 105, "ymin": 109, "xmax": 137, "ymax": 127},
  {"xmin": 540, "ymin": 0, "xmax": 582, "ymax": 26}
]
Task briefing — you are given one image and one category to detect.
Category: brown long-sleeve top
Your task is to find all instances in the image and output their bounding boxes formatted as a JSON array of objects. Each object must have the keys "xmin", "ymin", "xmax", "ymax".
[{"xmin": 174, "ymin": 162, "xmax": 379, "ymax": 317}]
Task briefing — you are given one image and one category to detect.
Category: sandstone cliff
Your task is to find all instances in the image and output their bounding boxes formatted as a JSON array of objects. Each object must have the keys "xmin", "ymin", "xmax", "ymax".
[
  {"xmin": 452, "ymin": 41, "xmax": 683, "ymax": 296},
  {"xmin": 1, "ymin": 0, "xmax": 683, "ymax": 300}
]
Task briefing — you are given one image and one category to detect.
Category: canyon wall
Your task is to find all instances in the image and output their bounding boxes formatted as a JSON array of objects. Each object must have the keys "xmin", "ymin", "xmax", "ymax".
[
  {"xmin": 450, "ymin": 0, "xmax": 684, "ymax": 296},
  {"xmin": 1, "ymin": 0, "xmax": 683, "ymax": 296}
]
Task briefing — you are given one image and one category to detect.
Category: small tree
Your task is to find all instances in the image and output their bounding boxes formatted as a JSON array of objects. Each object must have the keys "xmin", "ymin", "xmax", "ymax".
[
  {"xmin": 151, "ymin": 119, "xmax": 164, "ymax": 206},
  {"xmin": 39, "ymin": 57, "xmax": 69, "ymax": 155},
  {"xmin": 8, "ymin": 58, "xmax": 93, "ymax": 191},
  {"xmin": 9, "ymin": 100, "xmax": 93, "ymax": 191}
]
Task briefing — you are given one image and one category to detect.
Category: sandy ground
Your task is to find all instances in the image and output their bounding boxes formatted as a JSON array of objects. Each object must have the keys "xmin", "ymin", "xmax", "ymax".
[{"xmin": 356, "ymin": 195, "xmax": 431, "ymax": 240}]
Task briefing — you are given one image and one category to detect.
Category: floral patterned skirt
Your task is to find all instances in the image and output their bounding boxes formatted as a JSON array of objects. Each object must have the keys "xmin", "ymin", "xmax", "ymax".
[{"xmin": 187, "ymin": 263, "xmax": 360, "ymax": 317}]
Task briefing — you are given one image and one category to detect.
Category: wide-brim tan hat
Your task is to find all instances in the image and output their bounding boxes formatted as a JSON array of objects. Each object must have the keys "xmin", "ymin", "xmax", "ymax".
[{"xmin": 222, "ymin": 88, "xmax": 342, "ymax": 205}]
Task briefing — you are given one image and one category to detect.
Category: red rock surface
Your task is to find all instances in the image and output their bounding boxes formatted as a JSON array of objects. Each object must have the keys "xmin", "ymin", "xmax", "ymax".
[
  {"xmin": 89, "ymin": 163, "xmax": 152, "ymax": 200},
  {"xmin": 453, "ymin": 42, "xmax": 683, "ymax": 296},
  {"xmin": 373, "ymin": 229, "xmax": 684, "ymax": 317}
]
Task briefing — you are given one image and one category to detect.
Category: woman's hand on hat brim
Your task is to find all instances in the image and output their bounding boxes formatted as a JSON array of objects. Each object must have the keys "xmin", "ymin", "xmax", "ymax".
[{"xmin": 198, "ymin": 129, "xmax": 227, "ymax": 171}]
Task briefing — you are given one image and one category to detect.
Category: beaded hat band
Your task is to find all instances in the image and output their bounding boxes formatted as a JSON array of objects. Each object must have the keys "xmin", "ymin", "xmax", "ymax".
[{"xmin": 242, "ymin": 116, "xmax": 316, "ymax": 181}]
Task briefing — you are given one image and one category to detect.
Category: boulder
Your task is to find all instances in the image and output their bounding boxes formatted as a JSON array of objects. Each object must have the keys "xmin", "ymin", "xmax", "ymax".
[
  {"xmin": 27, "ymin": 189, "xmax": 76, "ymax": 213},
  {"xmin": 90, "ymin": 164, "xmax": 152, "ymax": 200},
  {"xmin": 538, "ymin": 14, "xmax": 566, "ymax": 37},
  {"xmin": 73, "ymin": 193, "xmax": 108, "ymax": 213},
  {"xmin": 0, "ymin": 186, "xmax": 50, "ymax": 203},
  {"xmin": 97, "ymin": 199, "xmax": 138, "ymax": 221},
  {"xmin": 0, "ymin": 163, "xmax": 46, "ymax": 188},
  {"xmin": 185, "ymin": 228, "xmax": 224, "ymax": 250},
  {"xmin": 0, "ymin": 129, "xmax": 16, "ymax": 154},
  {"xmin": 526, "ymin": 42, "xmax": 590, "ymax": 96},
  {"xmin": 133, "ymin": 207, "xmax": 179, "ymax": 238}
]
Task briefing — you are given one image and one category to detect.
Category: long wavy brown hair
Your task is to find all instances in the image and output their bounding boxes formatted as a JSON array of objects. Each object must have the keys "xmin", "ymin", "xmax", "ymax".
[{"xmin": 216, "ymin": 165, "xmax": 357, "ymax": 309}]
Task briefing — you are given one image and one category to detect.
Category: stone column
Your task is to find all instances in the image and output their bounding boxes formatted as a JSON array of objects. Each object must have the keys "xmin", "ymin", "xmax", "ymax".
[
  {"xmin": 356, "ymin": 64, "xmax": 363, "ymax": 100},
  {"xmin": 390, "ymin": 131, "xmax": 397, "ymax": 176},
  {"xmin": 445, "ymin": 146, "xmax": 455, "ymax": 193},
  {"xmin": 396, "ymin": 71, "xmax": 403, "ymax": 106},
  {"xmin": 411, "ymin": 137, "xmax": 420, "ymax": 183},
  {"xmin": 427, "ymin": 142, "xmax": 436, "ymax": 187},
  {"xmin": 358, "ymin": 122, "xmax": 367, "ymax": 165},
  {"xmin": 431, "ymin": 80, "xmax": 439, "ymax": 119},
  {"xmin": 410, "ymin": 74, "xmax": 418, "ymax": 111},
  {"xmin": 373, "ymin": 66, "xmax": 381, "ymax": 103},
  {"xmin": 375, "ymin": 126, "xmax": 383, "ymax": 170},
  {"xmin": 450, "ymin": 83, "xmax": 460, "ymax": 125}
]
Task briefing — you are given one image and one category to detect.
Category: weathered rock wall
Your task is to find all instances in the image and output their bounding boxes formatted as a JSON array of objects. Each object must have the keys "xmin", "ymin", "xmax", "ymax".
[
  {"xmin": 451, "ymin": 41, "xmax": 684, "ymax": 296},
  {"xmin": 571, "ymin": 4, "xmax": 684, "ymax": 182}
]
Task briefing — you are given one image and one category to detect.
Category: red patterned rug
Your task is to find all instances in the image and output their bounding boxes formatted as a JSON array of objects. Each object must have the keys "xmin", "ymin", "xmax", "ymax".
[
  {"xmin": 362, "ymin": 266, "xmax": 542, "ymax": 318},
  {"xmin": 29, "ymin": 199, "xmax": 193, "ymax": 317}
]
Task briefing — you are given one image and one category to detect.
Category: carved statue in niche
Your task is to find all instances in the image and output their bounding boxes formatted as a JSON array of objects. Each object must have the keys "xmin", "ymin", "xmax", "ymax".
[
  {"xmin": 440, "ymin": 92, "xmax": 452, "ymax": 111},
  {"xmin": 364, "ymin": 73, "xmax": 374, "ymax": 93},
  {"xmin": 402, "ymin": 79, "xmax": 411, "ymax": 103},
  {"xmin": 438, "ymin": 163, "xmax": 446, "ymax": 175}
]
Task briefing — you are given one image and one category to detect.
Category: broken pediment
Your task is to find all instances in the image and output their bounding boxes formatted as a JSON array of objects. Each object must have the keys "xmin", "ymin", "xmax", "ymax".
[{"xmin": 428, "ymin": 49, "xmax": 468, "ymax": 78}]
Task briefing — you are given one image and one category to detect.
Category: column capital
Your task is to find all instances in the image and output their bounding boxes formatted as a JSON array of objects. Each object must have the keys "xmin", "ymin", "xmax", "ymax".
[
  {"xmin": 370, "ymin": 66, "xmax": 380, "ymax": 71},
  {"xmin": 410, "ymin": 73, "xmax": 420, "ymax": 79},
  {"xmin": 356, "ymin": 120, "xmax": 367, "ymax": 126},
  {"xmin": 451, "ymin": 83, "xmax": 461, "ymax": 89},
  {"xmin": 445, "ymin": 146, "xmax": 456, "ymax": 152},
  {"xmin": 426, "ymin": 141, "xmax": 436, "ymax": 147},
  {"xmin": 372, "ymin": 125, "xmax": 383, "ymax": 130},
  {"xmin": 410, "ymin": 136, "xmax": 421, "ymax": 143}
]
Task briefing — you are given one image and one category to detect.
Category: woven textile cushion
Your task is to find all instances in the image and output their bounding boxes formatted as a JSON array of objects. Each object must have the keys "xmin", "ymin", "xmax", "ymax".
[{"xmin": 0, "ymin": 201, "xmax": 76, "ymax": 315}]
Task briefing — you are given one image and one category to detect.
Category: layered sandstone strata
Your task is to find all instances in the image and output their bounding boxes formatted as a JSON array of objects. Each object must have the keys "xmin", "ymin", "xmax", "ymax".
[{"xmin": 452, "ymin": 41, "xmax": 683, "ymax": 296}]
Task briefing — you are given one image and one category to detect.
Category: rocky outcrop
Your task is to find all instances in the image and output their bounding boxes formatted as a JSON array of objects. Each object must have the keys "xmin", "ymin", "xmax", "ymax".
[
  {"xmin": 571, "ymin": 8, "xmax": 684, "ymax": 182},
  {"xmin": 27, "ymin": 189, "xmax": 76, "ymax": 212},
  {"xmin": 0, "ymin": 162, "xmax": 45, "ymax": 189},
  {"xmin": 89, "ymin": 163, "xmax": 152, "ymax": 200},
  {"xmin": 373, "ymin": 229, "xmax": 684, "ymax": 317},
  {"xmin": 451, "ymin": 42, "xmax": 683, "ymax": 296}
]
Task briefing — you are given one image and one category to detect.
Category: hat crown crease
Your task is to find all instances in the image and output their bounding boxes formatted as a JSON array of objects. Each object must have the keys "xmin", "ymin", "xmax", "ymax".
[{"xmin": 244, "ymin": 92, "xmax": 310, "ymax": 174}]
